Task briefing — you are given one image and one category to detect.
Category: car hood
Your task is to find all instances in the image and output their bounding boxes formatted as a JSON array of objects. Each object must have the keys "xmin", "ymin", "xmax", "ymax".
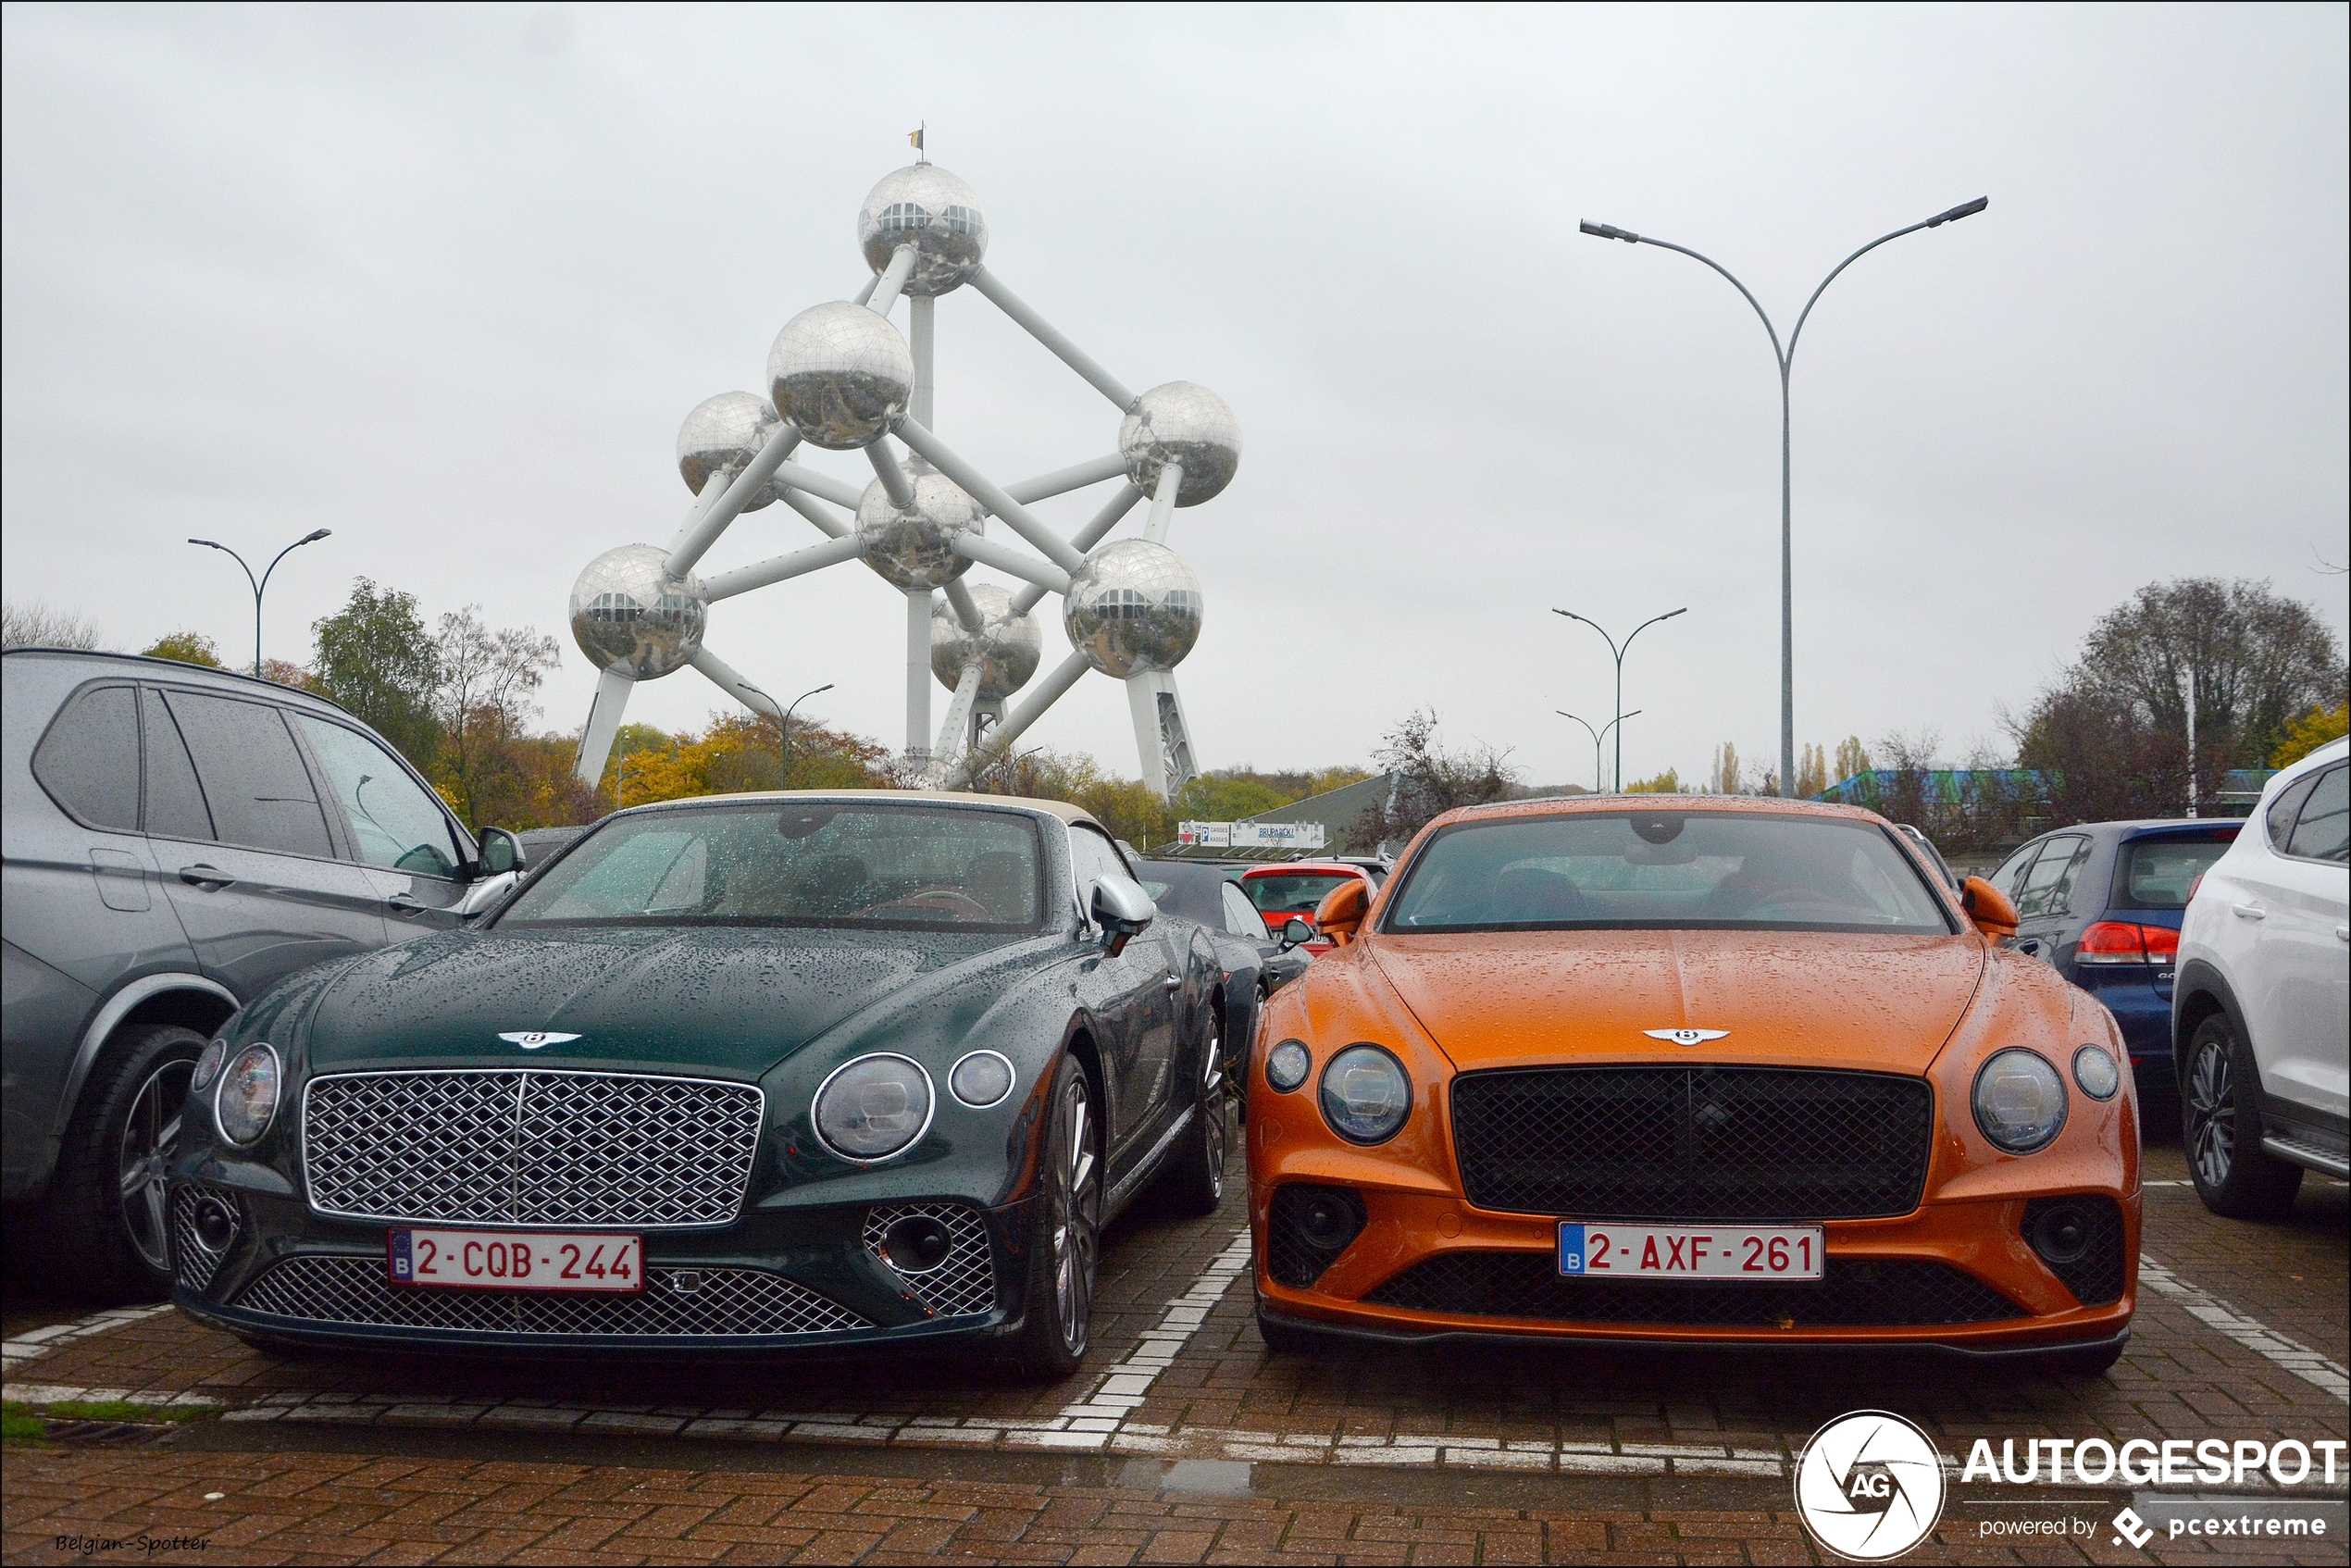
[
  {"xmin": 298, "ymin": 924, "xmax": 1048, "ymax": 1077},
  {"xmin": 1365, "ymin": 927, "xmax": 1984, "ymax": 1074}
]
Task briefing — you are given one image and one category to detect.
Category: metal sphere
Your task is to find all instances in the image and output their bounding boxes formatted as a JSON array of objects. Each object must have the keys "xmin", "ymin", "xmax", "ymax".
[
  {"xmin": 1118, "ymin": 381, "xmax": 1239, "ymax": 506},
  {"xmin": 857, "ymin": 164, "xmax": 989, "ymax": 297},
  {"xmin": 855, "ymin": 470, "xmax": 984, "ymax": 591},
  {"xmin": 767, "ymin": 302, "xmax": 913, "ymax": 450},
  {"xmin": 1062, "ymin": 539, "xmax": 1203, "ymax": 679},
  {"xmin": 931, "ymin": 584, "xmax": 1042, "ymax": 703},
  {"xmin": 675, "ymin": 392, "xmax": 780, "ymax": 510},
  {"xmin": 567, "ymin": 545, "xmax": 706, "ymax": 679}
]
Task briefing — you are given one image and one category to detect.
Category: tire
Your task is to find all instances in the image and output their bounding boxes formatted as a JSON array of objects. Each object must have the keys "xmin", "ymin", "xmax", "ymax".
[
  {"xmin": 1157, "ymin": 1014, "xmax": 1227, "ymax": 1218},
  {"xmin": 40, "ymin": 1023, "xmax": 206, "ymax": 1304},
  {"xmin": 2181, "ymin": 1014, "xmax": 2304, "ymax": 1221},
  {"xmin": 1007, "ymin": 1054, "xmax": 1102, "ymax": 1382},
  {"xmin": 2049, "ymin": 1339, "xmax": 2126, "ymax": 1379}
]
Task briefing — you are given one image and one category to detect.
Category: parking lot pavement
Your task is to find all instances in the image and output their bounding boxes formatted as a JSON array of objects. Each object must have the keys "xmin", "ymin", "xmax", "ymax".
[{"xmin": 5, "ymin": 1135, "xmax": 2345, "ymax": 1563}]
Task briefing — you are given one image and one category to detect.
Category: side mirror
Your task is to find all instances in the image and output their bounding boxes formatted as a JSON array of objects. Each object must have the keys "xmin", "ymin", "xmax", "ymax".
[
  {"xmin": 1312, "ymin": 880, "xmax": 1371, "ymax": 947},
  {"xmin": 1278, "ymin": 916, "xmax": 1313, "ymax": 952},
  {"xmin": 477, "ymin": 827, "xmax": 527, "ymax": 878},
  {"xmin": 1090, "ymin": 875, "xmax": 1156, "ymax": 957},
  {"xmin": 1959, "ymin": 876, "xmax": 2018, "ymax": 941}
]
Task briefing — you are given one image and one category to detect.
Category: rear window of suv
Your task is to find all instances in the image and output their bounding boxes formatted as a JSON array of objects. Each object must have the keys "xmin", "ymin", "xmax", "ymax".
[{"xmin": 2112, "ymin": 831, "xmax": 2236, "ymax": 910}]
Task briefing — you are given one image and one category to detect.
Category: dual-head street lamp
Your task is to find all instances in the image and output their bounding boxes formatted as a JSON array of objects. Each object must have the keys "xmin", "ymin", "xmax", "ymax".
[
  {"xmin": 187, "ymin": 529, "xmax": 332, "ymax": 678},
  {"xmin": 1553, "ymin": 607, "xmax": 1686, "ymax": 793},
  {"xmin": 1579, "ymin": 197, "xmax": 1987, "ymax": 796},
  {"xmin": 1557, "ymin": 707, "xmax": 1642, "ymax": 797}
]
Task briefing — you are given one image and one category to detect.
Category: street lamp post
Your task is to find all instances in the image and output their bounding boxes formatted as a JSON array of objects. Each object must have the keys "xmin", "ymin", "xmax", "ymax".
[
  {"xmin": 778, "ymin": 683, "xmax": 834, "ymax": 790},
  {"xmin": 187, "ymin": 529, "xmax": 332, "ymax": 678},
  {"xmin": 1557, "ymin": 709, "xmax": 1642, "ymax": 796},
  {"xmin": 1552, "ymin": 607, "xmax": 1686, "ymax": 792},
  {"xmin": 1579, "ymin": 197, "xmax": 1986, "ymax": 795}
]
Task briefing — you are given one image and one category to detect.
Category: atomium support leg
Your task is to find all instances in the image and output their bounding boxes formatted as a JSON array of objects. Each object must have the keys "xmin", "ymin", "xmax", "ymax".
[
  {"xmin": 572, "ymin": 666, "xmax": 636, "ymax": 789},
  {"xmin": 867, "ymin": 243, "xmax": 918, "ymax": 317},
  {"xmin": 909, "ymin": 295, "xmax": 935, "ymax": 429},
  {"xmin": 770, "ymin": 460, "xmax": 869, "ymax": 512},
  {"xmin": 667, "ymin": 425, "xmax": 802, "ymax": 578},
  {"xmin": 927, "ymin": 663, "xmax": 984, "ymax": 785},
  {"xmin": 689, "ymin": 646, "xmax": 782, "ymax": 719},
  {"xmin": 969, "ymin": 266, "xmax": 1137, "ymax": 411},
  {"xmin": 1005, "ymin": 453, "xmax": 1129, "ymax": 505},
  {"xmin": 952, "ymin": 532, "xmax": 1071, "ymax": 595},
  {"xmin": 1012, "ymin": 481, "xmax": 1142, "ymax": 616},
  {"xmin": 942, "ymin": 577, "xmax": 986, "ymax": 632},
  {"xmin": 703, "ymin": 534, "xmax": 865, "ymax": 601},
  {"xmin": 906, "ymin": 590, "xmax": 934, "ymax": 761},
  {"xmin": 948, "ymin": 648, "xmax": 1091, "ymax": 788},
  {"xmin": 866, "ymin": 439, "xmax": 914, "ymax": 508},
  {"xmin": 1125, "ymin": 670, "xmax": 1199, "ymax": 800},
  {"xmin": 780, "ymin": 488, "xmax": 852, "ymax": 541},
  {"xmin": 1142, "ymin": 463, "xmax": 1183, "ymax": 544},
  {"xmin": 895, "ymin": 417, "xmax": 1086, "ymax": 574}
]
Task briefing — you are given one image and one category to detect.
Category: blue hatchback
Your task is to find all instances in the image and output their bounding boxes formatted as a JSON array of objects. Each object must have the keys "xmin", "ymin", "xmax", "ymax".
[{"xmin": 1983, "ymin": 819, "xmax": 2242, "ymax": 1111}]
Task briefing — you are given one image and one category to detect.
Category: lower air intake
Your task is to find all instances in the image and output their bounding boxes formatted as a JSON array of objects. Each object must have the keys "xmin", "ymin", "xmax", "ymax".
[{"xmin": 1364, "ymin": 1251, "xmax": 2026, "ymax": 1327}]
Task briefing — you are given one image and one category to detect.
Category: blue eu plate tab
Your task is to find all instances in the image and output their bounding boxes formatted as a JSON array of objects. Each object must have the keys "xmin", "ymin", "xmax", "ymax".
[{"xmin": 1558, "ymin": 1223, "xmax": 1586, "ymax": 1276}]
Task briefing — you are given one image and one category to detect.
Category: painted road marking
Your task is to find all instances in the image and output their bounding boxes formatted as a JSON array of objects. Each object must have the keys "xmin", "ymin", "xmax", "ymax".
[
  {"xmin": 2140, "ymin": 1255, "xmax": 2350, "ymax": 1404},
  {"xmin": 0, "ymin": 1304, "xmax": 170, "ymax": 1372}
]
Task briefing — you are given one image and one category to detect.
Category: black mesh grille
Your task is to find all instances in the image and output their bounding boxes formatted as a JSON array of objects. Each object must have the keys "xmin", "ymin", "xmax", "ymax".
[
  {"xmin": 1449, "ymin": 1066, "xmax": 1933, "ymax": 1221},
  {"xmin": 1364, "ymin": 1251, "xmax": 2025, "ymax": 1327},
  {"xmin": 1267, "ymin": 1185, "xmax": 1367, "ymax": 1288},
  {"xmin": 2023, "ymin": 1196, "xmax": 2127, "ymax": 1307}
]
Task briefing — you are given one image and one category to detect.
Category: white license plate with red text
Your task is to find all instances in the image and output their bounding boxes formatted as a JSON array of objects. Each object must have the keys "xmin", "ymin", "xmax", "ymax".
[
  {"xmin": 1559, "ymin": 1223, "xmax": 1823, "ymax": 1280},
  {"xmin": 389, "ymin": 1228, "xmax": 642, "ymax": 1291}
]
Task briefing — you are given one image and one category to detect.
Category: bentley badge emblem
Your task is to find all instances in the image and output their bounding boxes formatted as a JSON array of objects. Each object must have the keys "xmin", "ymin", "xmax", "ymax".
[
  {"xmin": 1643, "ymin": 1028, "xmax": 1730, "ymax": 1047},
  {"xmin": 498, "ymin": 1032, "xmax": 580, "ymax": 1051}
]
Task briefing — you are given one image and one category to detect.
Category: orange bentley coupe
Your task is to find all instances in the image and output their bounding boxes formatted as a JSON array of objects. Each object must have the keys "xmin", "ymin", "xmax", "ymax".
[{"xmin": 1247, "ymin": 796, "xmax": 2137, "ymax": 1374}]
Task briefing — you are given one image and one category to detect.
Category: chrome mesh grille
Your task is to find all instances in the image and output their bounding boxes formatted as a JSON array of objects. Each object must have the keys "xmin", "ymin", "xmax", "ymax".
[
  {"xmin": 235, "ymin": 1254, "xmax": 867, "ymax": 1338},
  {"xmin": 170, "ymin": 1187, "xmax": 238, "ymax": 1294},
  {"xmin": 304, "ymin": 1071, "xmax": 763, "ymax": 1228},
  {"xmin": 862, "ymin": 1201, "xmax": 997, "ymax": 1318}
]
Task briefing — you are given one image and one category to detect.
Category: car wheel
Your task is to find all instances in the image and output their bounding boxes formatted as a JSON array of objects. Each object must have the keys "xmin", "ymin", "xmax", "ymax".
[
  {"xmin": 2182, "ymin": 1014, "xmax": 2304, "ymax": 1220},
  {"xmin": 1009, "ymin": 1054, "xmax": 1101, "ymax": 1381},
  {"xmin": 41, "ymin": 1023, "xmax": 205, "ymax": 1304},
  {"xmin": 1158, "ymin": 1015, "xmax": 1227, "ymax": 1218}
]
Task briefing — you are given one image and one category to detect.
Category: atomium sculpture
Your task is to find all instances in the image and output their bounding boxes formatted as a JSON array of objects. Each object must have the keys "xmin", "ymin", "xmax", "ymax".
[{"xmin": 566, "ymin": 158, "xmax": 1238, "ymax": 798}]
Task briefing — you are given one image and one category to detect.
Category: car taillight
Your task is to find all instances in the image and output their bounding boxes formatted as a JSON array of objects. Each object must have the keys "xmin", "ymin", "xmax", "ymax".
[
  {"xmin": 2187, "ymin": 873, "xmax": 2205, "ymax": 902},
  {"xmin": 2076, "ymin": 920, "xmax": 2179, "ymax": 964}
]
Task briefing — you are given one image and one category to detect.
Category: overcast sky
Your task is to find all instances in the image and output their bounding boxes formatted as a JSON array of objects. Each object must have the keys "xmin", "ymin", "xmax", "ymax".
[{"xmin": 6, "ymin": 5, "xmax": 2345, "ymax": 791}]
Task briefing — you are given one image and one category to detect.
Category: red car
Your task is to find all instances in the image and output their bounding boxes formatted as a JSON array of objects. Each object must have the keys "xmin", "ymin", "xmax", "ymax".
[{"xmin": 1239, "ymin": 863, "xmax": 1381, "ymax": 953}]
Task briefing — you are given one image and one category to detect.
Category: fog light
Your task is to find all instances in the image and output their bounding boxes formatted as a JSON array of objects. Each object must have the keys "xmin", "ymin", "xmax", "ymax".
[
  {"xmin": 2028, "ymin": 1201, "xmax": 2092, "ymax": 1265},
  {"xmin": 191, "ymin": 1195, "xmax": 237, "ymax": 1252},
  {"xmin": 1298, "ymin": 1192, "xmax": 1358, "ymax": 1250},
  {"xmin": 882, "ymin": 1214, "xmax": 953, "ymax": 1274}
]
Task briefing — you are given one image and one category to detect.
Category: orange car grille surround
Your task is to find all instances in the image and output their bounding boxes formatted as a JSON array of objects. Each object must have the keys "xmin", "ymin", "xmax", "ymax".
[{"xmin": 1449, "ymin": 1066, "xmax": 1934, "ymax": 1221}]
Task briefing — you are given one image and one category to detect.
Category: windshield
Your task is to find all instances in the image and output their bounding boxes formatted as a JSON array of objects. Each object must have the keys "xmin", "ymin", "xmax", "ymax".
[
  {"xmin": 1245, "ymin": 873, "xmax": 1354, "ymax": 915},
  {"xmin": 1382, "ymin": 812, "xmax": 1954, "ymax": 934},
  {"xmin": 497, "ymin": 803, "xmax": 1045, "ymax": 931}
]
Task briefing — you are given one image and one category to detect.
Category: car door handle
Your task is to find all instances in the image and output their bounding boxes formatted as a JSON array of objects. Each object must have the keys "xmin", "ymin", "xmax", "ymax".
[
  {"xmin": 178, "ymin": 865, "xmax": 233, "ymax": 890},
  {"xmin": 1163, "ymin": 975, "xmax": 1181, "ymax": 991},
  {"xmin": 2232, "ymin": 902, "xmax": 2266, "ymax": 921},
  {"xmin": 387, "ymin": 893, "xmax": 429, "ymax": 918}
]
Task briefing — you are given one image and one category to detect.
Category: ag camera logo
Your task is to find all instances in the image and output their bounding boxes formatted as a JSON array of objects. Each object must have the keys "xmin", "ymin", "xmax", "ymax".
[{"xmin": 1795, "ymin": 1411, "xmax": 1947, "ymax": 1561}]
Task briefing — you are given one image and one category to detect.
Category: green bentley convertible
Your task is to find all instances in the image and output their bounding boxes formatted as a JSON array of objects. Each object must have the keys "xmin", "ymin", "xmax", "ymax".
[{"xmin": 168, "ymin": 792, "xmax": 1227, "ymax": 1379}]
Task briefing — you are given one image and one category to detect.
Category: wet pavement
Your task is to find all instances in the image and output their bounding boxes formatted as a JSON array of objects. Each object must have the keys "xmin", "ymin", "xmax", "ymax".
[{"xmin": 5, "ymin": 1136, "xmax": 2345, "ymax": 1563}]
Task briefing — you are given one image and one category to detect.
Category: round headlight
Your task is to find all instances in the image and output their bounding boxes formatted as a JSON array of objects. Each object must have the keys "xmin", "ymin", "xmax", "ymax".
[
  {"xmin": 1972, "ymin": 1048, "xmax": 2068, "ymax": 1153},
  {"xmin": 191, "ymin": 1039, "xmax": 228, "ymax": 1091},
  {"xmin": 1318, "ymin": 1044, "xmax": 1411, "ymax": 1144},
  {"xmin": 2072, "ymin": 1044, "xmax": 2121, "ymax": 1101},
  {"xmin": 1265, "ymin": 1039, "xmax": 1311, "ymax": 1093},
  {"xmin": 215, "ymin": 1044, "xmax": 280, "ymax": 1147},
  {"xmin": 948, "ymin": 1050, "xmax": 1015, "ymax": 1109},
  {"xmin": 813, "ymin": 1053, "xmax": 934, "ymax": 1162}
]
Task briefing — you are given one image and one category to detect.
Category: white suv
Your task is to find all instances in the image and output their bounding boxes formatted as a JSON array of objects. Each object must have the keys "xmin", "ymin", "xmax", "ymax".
[{"xmin": 2173, "ymin": 736, "xmax": 2348, "ymax": 1217}]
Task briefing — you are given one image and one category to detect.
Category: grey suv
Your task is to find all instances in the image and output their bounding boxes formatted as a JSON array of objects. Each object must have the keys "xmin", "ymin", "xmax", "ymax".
[{"xmin": 3, "ymin": 649, "xmax": 525, "ymax": 1300}]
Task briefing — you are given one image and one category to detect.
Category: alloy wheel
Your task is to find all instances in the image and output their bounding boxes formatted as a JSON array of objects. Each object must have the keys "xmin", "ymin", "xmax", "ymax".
[
  {"xmin": 1048, "ymin": 1071, "xmax": 1100, "ymax": 1355},
  {"xmin": 2185, "ymin": 1038, "xmax": 2234, "ymax": 1190},
  {"xmin": 1200, "ymin": 1024, "xmax": 1225, "ymax": 1202},
  {"xmin": 118, "ymin": 1058, "xmax": 193, "ymax": 1274}
]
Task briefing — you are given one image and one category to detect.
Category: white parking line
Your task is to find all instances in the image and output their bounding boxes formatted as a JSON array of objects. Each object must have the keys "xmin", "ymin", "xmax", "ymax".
[
  {"xmin": 2140, "ymin": 1256, "xmax": 2350, "ymax": 1404},
  {"xmin": 1039, "ymin": 1226, "xmax": 1254, "ymax": 1448},
  {"xmin": 0, "ymin": 1304, "xmax": 171, "ymax": 1373}
]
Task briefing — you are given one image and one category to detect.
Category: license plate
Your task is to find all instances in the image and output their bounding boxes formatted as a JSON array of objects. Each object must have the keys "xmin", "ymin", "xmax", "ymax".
[
  {"xmin": 1560, "ymin": 1223, "xmax": 1823, "ymax": 1280},
  {"xmin": 389, "ymin": 1228, "xmax": 642, "ymax": 1292}
]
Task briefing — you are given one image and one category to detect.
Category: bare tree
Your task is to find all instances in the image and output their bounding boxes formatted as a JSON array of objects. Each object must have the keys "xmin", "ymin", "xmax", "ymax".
[
  {"xmin": 3, "ymin": 600, "xmax": 108, "ymax": 651},
  {"xmin": 1355, "ymin": 710, "xmax": 1517, "ymax": 847}
]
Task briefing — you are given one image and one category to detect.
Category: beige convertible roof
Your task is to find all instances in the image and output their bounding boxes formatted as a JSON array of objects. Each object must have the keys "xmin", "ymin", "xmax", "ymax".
[{"xmin": 634, "ymin": 789, "xmax": 1106, "ymax": 834}]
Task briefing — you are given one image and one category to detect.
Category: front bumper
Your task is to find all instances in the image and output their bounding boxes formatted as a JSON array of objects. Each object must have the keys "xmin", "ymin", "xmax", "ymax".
[
  {"xmin": 169, "ymin": 1178, "xmax": 1043, "ymax": 1358},
  {"xmin": 1250, "ymin": 1184, "xmax": 2139, "ymax": 1354}
]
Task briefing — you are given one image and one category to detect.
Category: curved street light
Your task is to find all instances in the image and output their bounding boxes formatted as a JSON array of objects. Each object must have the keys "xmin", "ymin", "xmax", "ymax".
[
  {"xmin": 1557, "ymin": 708, "xmax": 1642, "ymax": 796},
  {"xmin": 1579, "ymin": 197, "xmax": 1987, "ymax": 794},
  {"xmin": 779, "ymin": 683, "xmax": 835, "ymax": 789},
  {"xmin": 1553, "ymin": 607, "xmax": 1686, "ymax": 793},
  {"xmin": 187, "ymin": 529, "xmax": 332, "ymax": 678}
]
